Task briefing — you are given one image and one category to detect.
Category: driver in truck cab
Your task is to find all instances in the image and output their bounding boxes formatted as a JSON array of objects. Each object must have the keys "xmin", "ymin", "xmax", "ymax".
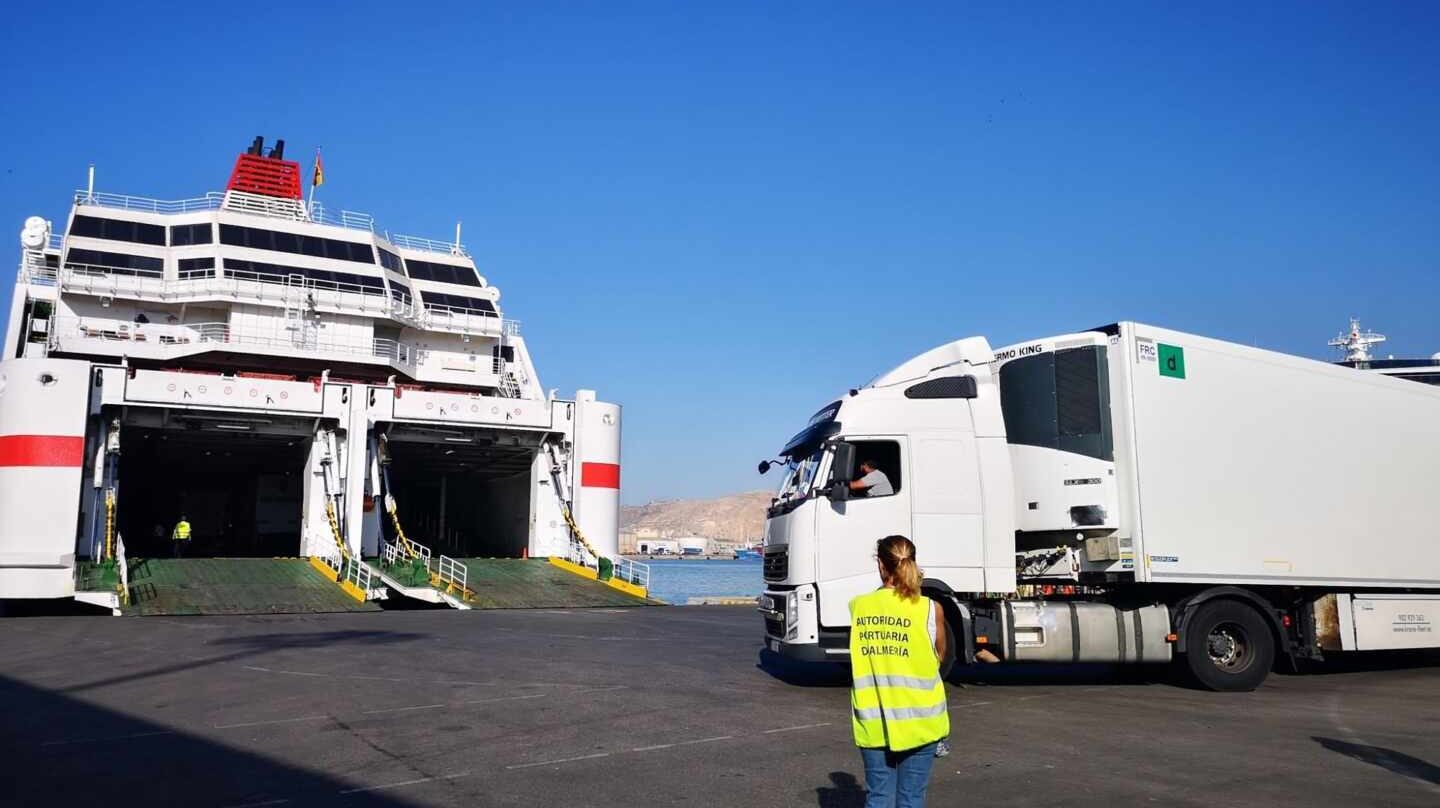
[{"xmin": 849, "ymin": 459, "xmax": 893, "ymax": 497}]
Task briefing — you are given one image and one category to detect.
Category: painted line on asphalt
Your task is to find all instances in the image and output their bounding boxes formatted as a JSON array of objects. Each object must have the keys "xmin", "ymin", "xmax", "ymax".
[
  {"xmin": 761, "ymin": 722, "xmax": 833, "ymax": 734},
  {"xmin": 213, "ymin": 715, "xmax": 330, "ymax": 730},
  {"xmin": 950, "ymin": 701, "xmax": 993, "ymax": 709},
  {"xmin": 221, "ymin": 799, "xmax": 292, "ymax": 808},
  {"xmin": 633, "ymin": 735, "xmax": 733, "ymax": 752},
  {"xmin": 515, "ymin": 723, "xmax": 831, "ymax": 768},
  {"xmin": 371, "ymin": 687, "xmax": 623, "ymax": 713},
  {"xmin": 41, "ymin": 730, "xmax": 176, "ymax": 747},
  {"xmin": 461, "ymin": 693, "xmax": 547, "ymax": 705},
  {"xmin": 493, "ymin": 627, "xmax": 669, "ymax": 641},
  {"xmin": 506, "ymin": 752, "xmax": 611, "ymax": 770},
  {"xmin": 362, "ymin": 703, "xmax": 446, "ymax": 715},
  {"xmin": 338, "ymin": 771, "xmax": 473, "ymax": 795},
  {"xmin": 239, "ymin": 664, "xmax": 597, "ymax": 691},
  {"xmin": 243, "ymin": 665, "xmax": 325, "ymax": 678}
]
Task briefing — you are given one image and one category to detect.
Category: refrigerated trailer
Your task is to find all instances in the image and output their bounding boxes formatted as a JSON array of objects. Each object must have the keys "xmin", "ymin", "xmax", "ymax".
[{"xmin": 758, "ymin": 322, "xmax": 1440, "ymax": 690}]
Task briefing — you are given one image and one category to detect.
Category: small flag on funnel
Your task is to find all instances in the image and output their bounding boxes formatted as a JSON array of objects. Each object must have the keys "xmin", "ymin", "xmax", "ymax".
[{"xmin": 312, "ymin": 149, "xmax": 325, "ymax": 187}]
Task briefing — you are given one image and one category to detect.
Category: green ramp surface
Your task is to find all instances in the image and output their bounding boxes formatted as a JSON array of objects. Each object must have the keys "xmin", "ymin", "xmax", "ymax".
[
  {"xmin": 460, "ymin": 559, "xmax": 655, "ymax": 608},
  {"xmin": 123, "ymin": 558, "xmax": 382, "ymax": 616}
]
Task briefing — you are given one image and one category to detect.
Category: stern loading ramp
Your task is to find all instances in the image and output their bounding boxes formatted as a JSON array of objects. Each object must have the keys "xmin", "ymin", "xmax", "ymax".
[{"xmin": 81, "ymin": 390, "xmax": 650, "ymax": 615}]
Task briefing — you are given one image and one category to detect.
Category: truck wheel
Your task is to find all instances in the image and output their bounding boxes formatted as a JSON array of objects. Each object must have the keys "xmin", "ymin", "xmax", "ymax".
[{"xmin": 1182, "ymin": 600, "xmax": 1274, "ymax": 691}]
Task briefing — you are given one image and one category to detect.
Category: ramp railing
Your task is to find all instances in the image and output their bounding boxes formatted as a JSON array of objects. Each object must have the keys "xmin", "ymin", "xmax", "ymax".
[
  {"xmin": 382, "ymin": 537, "xmax": 432, "ymax": 568},
  {"xmin": 343, "ymin": 555, "xmax": 378, "ymax": 599},
  {"xmin": 430, "ymin": 555, "xmax": 469, "ymax": 596},
  {"xmin": 613, "ymin": 556, "xmax": 650, "ymax": 589},
  {"xmin": 315, "ymin": 545, "xmax": 344, "ymax": 577}
]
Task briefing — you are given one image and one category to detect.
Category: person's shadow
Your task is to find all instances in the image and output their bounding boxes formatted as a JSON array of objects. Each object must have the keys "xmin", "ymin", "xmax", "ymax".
[{"xmin": 815, "ymin": 771, "xmax": 866, "ymax": 807}]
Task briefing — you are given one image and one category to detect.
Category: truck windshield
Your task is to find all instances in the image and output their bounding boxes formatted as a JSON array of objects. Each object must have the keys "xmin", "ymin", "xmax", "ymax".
[{"xmin": 774, "ymin": 447, "xmax": 824, "ymax": 502}]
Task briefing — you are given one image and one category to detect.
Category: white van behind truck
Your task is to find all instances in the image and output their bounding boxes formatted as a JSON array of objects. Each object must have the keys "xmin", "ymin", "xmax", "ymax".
[{"xmin": 758, "ymin": 322, "xmax": 1440, "ymax": 690}]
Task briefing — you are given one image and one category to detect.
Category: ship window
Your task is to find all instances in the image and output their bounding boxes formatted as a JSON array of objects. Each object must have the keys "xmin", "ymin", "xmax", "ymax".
[
  {"xmin": 405, "ymin": 259, "xmax": 481, "ymax": 287},
  {"xmin": 389, "ymin": 280, "xmax": 412, "ymax": 302},
  {"xmin": 71, "ymin": 215, "xmax": 166, "ymax": 246},
  {"xmin": 169, "ymin": 223, "xmax": 214, "ymax": 246},
  {"xmin": 178, "ymin": 257, "xmax": 215, "ymax": 279},
  {"xmin": 219, "ymin": 224, "xmax": 377, "ymax": 265},
  {"xmin": 377, "ymin": 248, "xmax": 404, "ymax": 273},
  {"xmin": 222, "ymin": 258, "xmax": 384, "ymax": 292},
  {"xmin": 64, "ymin": 248, "xmax": 163, "ymax": 277},
  {"xmin": 997, "ymin": 346, "xmax": 1113, "ymax": 462},
  {"xmin": 420, "ymin": 292, "xmax": 497, "ymax": 315}
]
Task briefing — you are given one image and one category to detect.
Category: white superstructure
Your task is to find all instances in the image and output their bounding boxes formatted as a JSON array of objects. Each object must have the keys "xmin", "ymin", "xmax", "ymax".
[
  {"xmin": 1328, "ymin": 317, "xmax": 1440, "ymax": 386},
  {"xmin": 0, "ymin": 137, "xmax": 625, "ymax": 604}
]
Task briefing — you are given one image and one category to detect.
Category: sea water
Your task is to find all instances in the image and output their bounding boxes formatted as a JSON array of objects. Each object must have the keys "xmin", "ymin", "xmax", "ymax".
[{"xmin": 643, "ymin": 558, "xmax": 763, "ymax": 605}]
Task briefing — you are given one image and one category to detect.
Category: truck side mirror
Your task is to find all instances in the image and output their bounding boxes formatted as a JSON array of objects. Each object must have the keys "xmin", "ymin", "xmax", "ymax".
[
  {"xmin": 757, "ymin": 460, "xmax": 773, "ymax": 475},
  {"xmin": 828, "ymin": 441, "xmax": 856, "ymax": 485}
]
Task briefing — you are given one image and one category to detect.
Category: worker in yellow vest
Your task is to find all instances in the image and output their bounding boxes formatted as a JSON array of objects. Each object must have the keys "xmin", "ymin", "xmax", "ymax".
[
  {"xmin": 171, "ymin": 516, "xmax": 192, "ymax": 558},
  {"xmin": 850, "ymin": 535, "xmax": 949, "ymax": 807}
]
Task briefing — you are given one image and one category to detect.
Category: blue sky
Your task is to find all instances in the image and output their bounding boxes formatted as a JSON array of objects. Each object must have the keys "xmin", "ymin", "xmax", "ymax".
[{"xmin": 3, "ymin": 2, "xmax": 1438, "ymax": 503}]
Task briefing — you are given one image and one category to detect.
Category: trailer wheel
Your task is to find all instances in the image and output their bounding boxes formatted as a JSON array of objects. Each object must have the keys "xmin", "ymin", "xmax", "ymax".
[{"xmin": 1182, "ymin": 600, "xmax": 1274, "ymax": 691}]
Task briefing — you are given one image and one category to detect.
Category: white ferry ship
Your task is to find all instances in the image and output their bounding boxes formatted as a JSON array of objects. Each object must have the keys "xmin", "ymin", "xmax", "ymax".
[{"xmin": 0, "ymin": 136, "xmax": 641, "ymax": 611}]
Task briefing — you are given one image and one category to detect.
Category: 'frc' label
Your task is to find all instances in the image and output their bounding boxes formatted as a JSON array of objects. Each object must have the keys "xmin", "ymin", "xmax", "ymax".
[{"xmin": 1136, "ymin": 338, "xmax": 1157, "ymax": 364}]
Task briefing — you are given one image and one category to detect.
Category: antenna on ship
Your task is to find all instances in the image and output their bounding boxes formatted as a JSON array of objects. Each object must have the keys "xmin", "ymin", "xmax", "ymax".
[
  {"xmin": 1329, "ymin": 317, "xmax": 1386, "ymax": 363},
  {"xmin": 454, "ymin": 221, "xmax": 463, "ymax": 255}
]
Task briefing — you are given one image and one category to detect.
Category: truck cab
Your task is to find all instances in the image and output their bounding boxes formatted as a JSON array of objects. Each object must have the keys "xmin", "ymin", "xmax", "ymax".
[{"xmin": 759, "ymin": 336, "xmax": 1016, "ymax": 661}]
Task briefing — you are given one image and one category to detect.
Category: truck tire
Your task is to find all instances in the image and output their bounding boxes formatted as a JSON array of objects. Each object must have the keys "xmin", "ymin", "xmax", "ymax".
[{"xmin": 1182, "ymin": 600, "xmax": 1275, "ymax": 691}]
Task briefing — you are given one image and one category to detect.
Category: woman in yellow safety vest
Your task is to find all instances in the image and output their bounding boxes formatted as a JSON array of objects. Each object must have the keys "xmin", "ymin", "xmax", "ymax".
[{"xmin": 849, "ymin": 535, "xmax": 949, "ymax": 808}]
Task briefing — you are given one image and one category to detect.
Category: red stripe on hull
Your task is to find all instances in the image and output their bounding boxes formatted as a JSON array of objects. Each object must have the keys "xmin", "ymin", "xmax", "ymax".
[
  {"xmin": 580, "ymin": 462, "xmax": 620, "ymax": 489},
  {"xmin": 0, "ymin": 435, "xmax": 85, "ymax": 468}
]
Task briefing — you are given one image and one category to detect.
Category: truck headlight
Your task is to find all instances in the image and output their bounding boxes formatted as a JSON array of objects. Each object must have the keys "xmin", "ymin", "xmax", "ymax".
[{"xmin": 786, "ymin": 592, "xmax": 799, "ymax": 640}]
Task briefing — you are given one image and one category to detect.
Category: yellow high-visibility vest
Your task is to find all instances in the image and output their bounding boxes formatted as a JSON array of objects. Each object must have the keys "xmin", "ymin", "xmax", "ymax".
[
  {"xmin": 849, "ymin": 588, "xmax": 949, "ymax": 751},
  {"xmin": 172, "ymin": 521, "xmax": 192, "ymax": 541}
]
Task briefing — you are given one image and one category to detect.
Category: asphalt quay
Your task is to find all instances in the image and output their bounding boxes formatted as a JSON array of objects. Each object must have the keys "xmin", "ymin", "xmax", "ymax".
[{"xmin": 1, "ymin": 606, "xmax": 1438, "ymax": 806}]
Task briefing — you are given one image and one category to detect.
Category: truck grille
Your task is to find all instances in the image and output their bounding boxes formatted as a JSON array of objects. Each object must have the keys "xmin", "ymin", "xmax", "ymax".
[
  {"xmin": 764, "ymin": 614, "xmax": 786, "ymax": 638},
  {"xmin": 763, "ymin": 548, "xmax": 787, "ymax": 581}
]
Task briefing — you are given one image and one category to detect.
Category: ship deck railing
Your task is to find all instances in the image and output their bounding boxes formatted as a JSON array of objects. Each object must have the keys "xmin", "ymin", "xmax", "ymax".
[
  {"xmin": 73, "ymin": 190, "xmax": 469, "ymax": 257},
  {"xmin": 19, "ymin": 258, "xmax": 58, "ymax": 286},
  {"xmin": 44, "ymin": 263, "xmax": 512, "ymax": 338},
  {"xmin": 48, "ymin": 315, "xmax": 442, "ymax": 371}
]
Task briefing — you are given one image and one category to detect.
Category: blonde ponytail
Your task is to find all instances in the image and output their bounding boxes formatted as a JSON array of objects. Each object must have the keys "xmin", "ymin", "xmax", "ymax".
[{"xmin": 876, "ymin": 535, "xmax": 923, "ymax": 601}]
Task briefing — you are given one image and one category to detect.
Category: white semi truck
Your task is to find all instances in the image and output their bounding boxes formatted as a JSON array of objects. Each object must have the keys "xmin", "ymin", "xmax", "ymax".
[{"xmin": 758, "ymin": 322, "xmax": 1440, "ymax": 690}]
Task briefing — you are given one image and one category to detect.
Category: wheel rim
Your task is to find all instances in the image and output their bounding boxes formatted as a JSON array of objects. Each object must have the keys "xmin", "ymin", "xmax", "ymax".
[{"xmin": 1206, "ymin": 622, "xmax": 1251, "ymax": 672}]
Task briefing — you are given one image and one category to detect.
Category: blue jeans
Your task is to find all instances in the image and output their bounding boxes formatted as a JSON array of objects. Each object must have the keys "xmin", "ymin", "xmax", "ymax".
[{"xmin": 860, "ymin": 742, "xmax": 937, "ymax": 808}]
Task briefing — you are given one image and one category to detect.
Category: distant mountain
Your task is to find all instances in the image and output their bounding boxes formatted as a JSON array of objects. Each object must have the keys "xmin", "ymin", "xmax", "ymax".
[{"xmin": 620, "ymin": 491, "xmax": 770, "ymax": 544}]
